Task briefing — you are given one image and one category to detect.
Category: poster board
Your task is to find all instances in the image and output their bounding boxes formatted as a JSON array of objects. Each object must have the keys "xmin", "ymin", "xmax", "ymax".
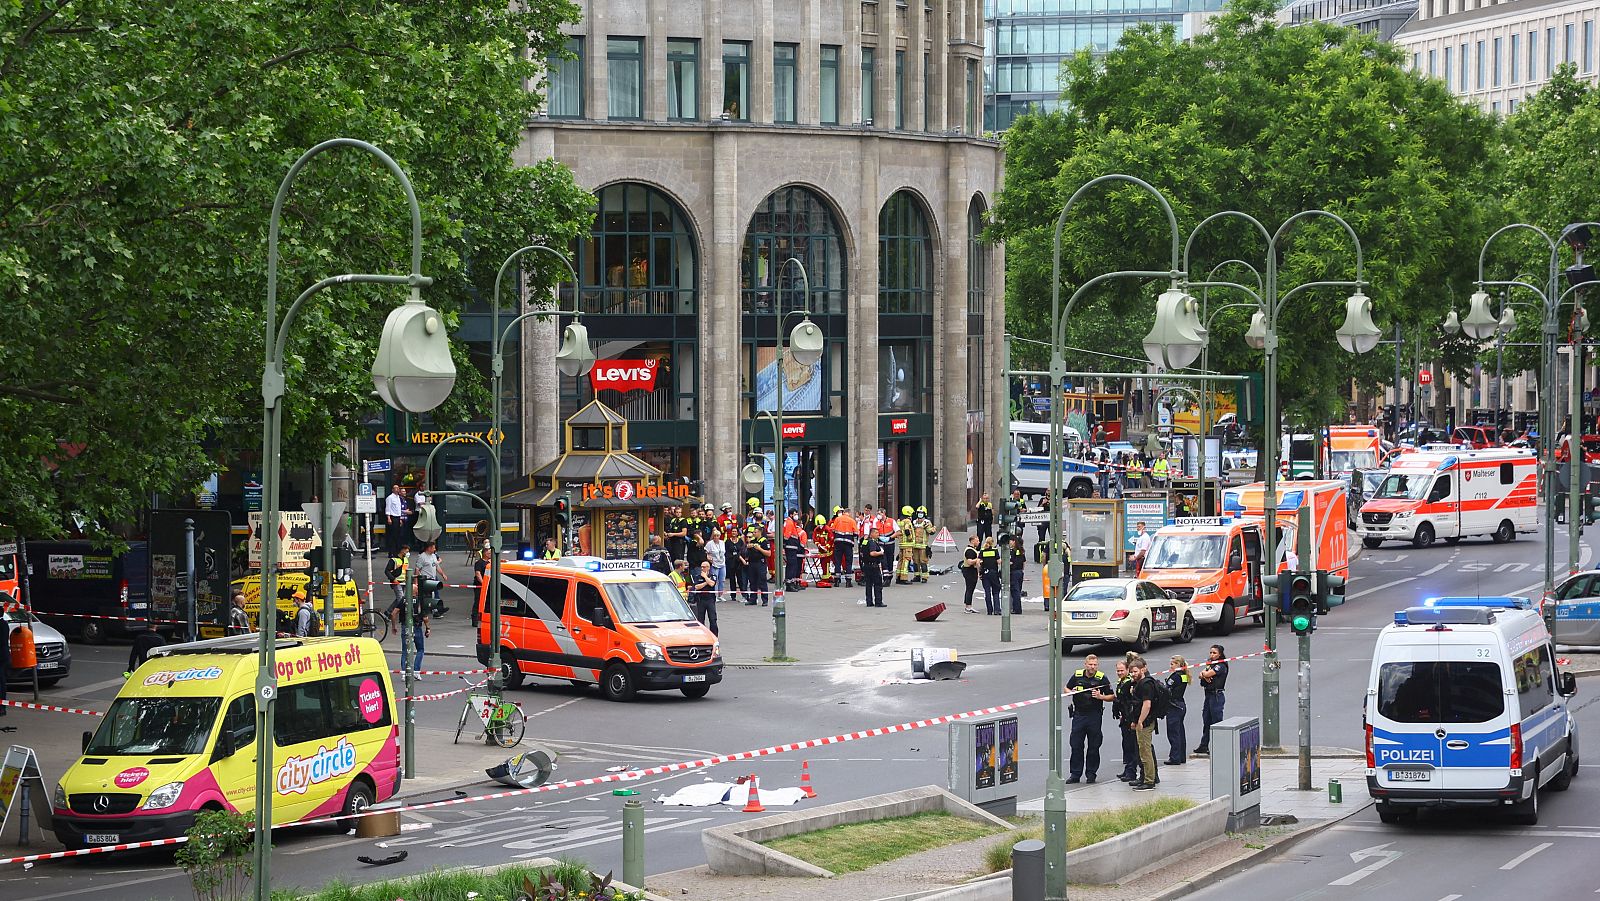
[{"xmin": 0, "ymin": 746, "xmax": 52, "ymax": 846}]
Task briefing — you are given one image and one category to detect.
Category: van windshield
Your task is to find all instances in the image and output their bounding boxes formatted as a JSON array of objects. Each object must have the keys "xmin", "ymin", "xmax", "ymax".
[
  {"xmin": 87, "ymin": 697, "xmax": 220, "ymax": 755},
  {"xmin": 1375, "ymin": 474, "xmax": 1430, "ymax": 500},
  {"xmin": 1144, "ymin": 535, "xmax": 1225, "ymax": 570},
  {"xmin": 1377, "ymin": 661, "xmax": 1504, "ymax": 723},
  {"xmin": 1329, "ymin": 450, "xmax": 1376, "ymax": 473},
  {"xmin": 605, "ymin": 581, "xmax": 698, "ymax": 624}
]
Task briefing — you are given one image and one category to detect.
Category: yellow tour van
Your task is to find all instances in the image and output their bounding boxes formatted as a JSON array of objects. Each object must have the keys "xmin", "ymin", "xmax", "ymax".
[{"xmin": 225, "ymin": 572, "xmax": 362, "ymax": 637}]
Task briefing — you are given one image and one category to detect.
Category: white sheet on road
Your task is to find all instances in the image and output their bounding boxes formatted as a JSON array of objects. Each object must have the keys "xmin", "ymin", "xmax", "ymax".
[{"xmin": 655, "ymin": 781, "xmax": 810, "ymax": 807}]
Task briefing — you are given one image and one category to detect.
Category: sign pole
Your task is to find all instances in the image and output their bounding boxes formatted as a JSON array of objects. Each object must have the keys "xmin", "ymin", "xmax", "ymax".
[{"xmin": 184, "ymin": 518, "xmax": 197, "ymax": 643}]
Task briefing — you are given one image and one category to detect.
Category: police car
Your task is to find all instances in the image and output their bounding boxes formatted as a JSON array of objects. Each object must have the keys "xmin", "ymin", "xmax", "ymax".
[{"xmin": 1365, "ymin": 597, "xmax": 1578, "ymax": 825}]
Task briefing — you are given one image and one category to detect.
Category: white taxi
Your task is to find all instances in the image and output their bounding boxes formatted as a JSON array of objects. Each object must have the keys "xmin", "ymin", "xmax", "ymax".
[{"xmin": 1058, "ymin": 577, "xmax": 1196, "ymax": 654}]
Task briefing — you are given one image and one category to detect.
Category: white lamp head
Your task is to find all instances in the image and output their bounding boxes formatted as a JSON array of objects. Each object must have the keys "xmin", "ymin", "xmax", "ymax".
[
  {"xmin": 1496, "ymin": 304, "xmax": 1517, "ymax": 338},
  {"xmin": 788, "ymin": 317, "xmax": 825, "ymax": 367},
  {"xmin": 1142, "ymin": 286, "xmax": 1207, "ymax": 370},
  {"xmin": 1461, "ymin": 291, "xmax": 1499, "ymax": 341},
  {"xmin": 1336, "ymin": 291, "xmax": 1382, "ymax": 354},
  {"xmin": 1578, "ymin": 305, "xmax": 1592, "ymax": 334},
  {"xmin": 555, "ymin": 321, "xmax": 597, "ymax": 377},
  {"xmin": 740, "ymin": 462, "xmax": 765, "ymax": 494},
  {"xmin": 1441, "ymin": 308, "xmax": 1461, "ymax": 336},
  {"xmin": 1244, "ymin": 309, "xmax": 1268, "ymax": 350},
  {"xmin": 371, "ymin": 292, "xmax": 457, "ymax": 413}
]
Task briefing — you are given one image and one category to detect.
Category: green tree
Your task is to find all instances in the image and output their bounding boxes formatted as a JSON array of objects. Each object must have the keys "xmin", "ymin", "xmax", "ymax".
[
  {"xmin": 0, "ymin": 1, "xmax": 593, "ymax": 540},
  {"xmin": 990, "ymin": 0, "xmax": 1498, "ymax": 430}
]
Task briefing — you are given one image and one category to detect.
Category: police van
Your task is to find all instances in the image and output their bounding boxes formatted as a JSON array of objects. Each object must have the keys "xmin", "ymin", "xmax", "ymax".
[{"xmin": 1365, "ymin": 597, "xmax": 1579, "ymax": 825}]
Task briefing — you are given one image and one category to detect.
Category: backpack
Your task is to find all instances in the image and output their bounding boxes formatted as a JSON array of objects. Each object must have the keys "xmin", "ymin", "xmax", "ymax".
[
  {"xmin": 297, "ymin": 603, "xmax": 324, "ymax": 635},
  {"xmin": 1145, "ymin": 675, "xmax": 1171, "ymax": 719}
]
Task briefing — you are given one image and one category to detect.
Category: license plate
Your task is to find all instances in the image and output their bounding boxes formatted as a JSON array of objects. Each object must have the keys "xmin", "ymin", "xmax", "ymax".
[
  {"xmin": 1071, "ymin": 611, "xmax": 1098, "ymax": 620},
  {"xmin": 683, "ymin": 674, "xmax": 707, "ymax": 683},
  {"xmin": 37, "ymin": 662, "xmax": 59, "ymax": 670},
  {"xmin": 84, "ymin": 833, "xmax": 120, "ymax": 845},
  {"xmin": 1387, "ymin": 767, "xmax": 1432, "ymax": 782}
]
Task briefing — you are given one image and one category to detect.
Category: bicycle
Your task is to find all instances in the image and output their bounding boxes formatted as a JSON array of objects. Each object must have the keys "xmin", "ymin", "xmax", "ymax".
[
  {"xmin": 455, "ymin": 689, "xmax": 526, "ymax": 748},
  {"xmin": 359, "ymin": 607, "xmax": 390, "ymax": 642}
]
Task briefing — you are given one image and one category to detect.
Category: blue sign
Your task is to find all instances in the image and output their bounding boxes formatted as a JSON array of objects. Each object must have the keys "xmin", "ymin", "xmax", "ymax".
[{"xmin": 364, "ymin": 459, "xmax": 392, "ymax": 474}]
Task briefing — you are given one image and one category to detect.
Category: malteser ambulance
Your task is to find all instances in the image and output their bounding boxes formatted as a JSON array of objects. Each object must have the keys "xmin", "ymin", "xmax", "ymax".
[
  {"xmin": 52, "ymin": 635, "xmax": 398, "ymax": 849},
  {"xmin": 1357, "ymin": 448, "xmax": 1537, "ymax": 549},
  {"xmin": 1366, "ymin": 597, "xmax": 1578, "ymax": 825}
]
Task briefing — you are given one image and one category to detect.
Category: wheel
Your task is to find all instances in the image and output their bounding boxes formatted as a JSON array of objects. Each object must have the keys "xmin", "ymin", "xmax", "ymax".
[
  {"xmin": 680, "ymin": 683, "xmax": 711, "ymax": 699},
  {"xmin": 1375, "ymin": 802, "xmax": 1413, "ymax": 825},
  {"xmin": 487, "ymin": 705, "xmax": 526, "ymax": 748},
  {"xmin": 1509, "ymin": 770, "xmax": 1540, "ymax": 824},
  {"xmin": 1362, "ymin": 537, "xmax": 1384, "ymax": 549},
  {"xmin": 360, "ymin": 610, "xmax": 389, "ymax": 642},
  {"xmin": 1412, "ymin": 523, "xmax": 1435, "ymax": 549},
  {"xmin": 1550, "ymin": 739, "xmax": 1578, "ymax": 792},
  {"xmin": 1214, "ymin": 603, "xmax": 1236, "ymax": 636},
  {"xmin": 1493, "ymin": 520, "xmax": 1516, "ymax": 544},
  {"xmin": 1130, "ymin": 621, "xmax": 1151, "ymax": 653},
  {"xmin": 453, "ymin": 701, "xmax": 471, "ymax": 744},
  {"xmin": 1176, "ymin": 613, "xmax": 1196, "ymax": 644},
  {"xmin": 500, "ymin": 657, "xmax": 525, "ymax": 690},
  {"xmin": 337, "ymin": 780, "xmax": 375, "ymax": 832},
  {"xmin": 1068, "ymin": 479, "xmax": 1094, "ymax": 499},
  {"xmin": 601, "ymin": 663, "xmax": 637, "ymax": 702},
  {"xmin": 80, "ymin": 620, "xmax": 106, "ymax": 644},
  {"xmin": 1444, "ymin": 536, "xmax": 1461, "ymax": 545}
]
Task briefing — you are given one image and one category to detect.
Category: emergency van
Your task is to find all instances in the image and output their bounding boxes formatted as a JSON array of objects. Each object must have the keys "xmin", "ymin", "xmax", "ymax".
[
  {"xmin": 1366, "ymin": 597, "xmax": 1578, "ymax": 825},
  {"xmin": 1138, "ymin": 516, "xmax": 1287, "ymax": 636},
  {"xmin": 1357, "ymin": 448, "xmax": 1537, "ymax": 549},
  {"xmin": 1326, "ymin": 426, "xmax": 1386, "ymax": 475},
  {"xmin": 231, "ymin": 571, "xmax": 361, "ymax": 636},
  {"xmin": 52, "ymin": 635, "xmax": 398, "ymax": 849},
  {"xmin": 1221, "ymin": 479, "xmax": 1350, "ymax": 600},
  {"xmin": 1009, "ymin": 421, "xmax": 1098, "ymax": 499},
  {"xmin": 478, "ymin": 556, "xmax": 722, "ymax": 701}
]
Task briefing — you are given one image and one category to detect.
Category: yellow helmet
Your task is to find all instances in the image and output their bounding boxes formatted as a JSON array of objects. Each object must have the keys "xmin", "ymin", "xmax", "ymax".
[
  {"xmin": 916, "ymin": 506, "xmax": 927, "ymax": 516},
  {"xmin": 901, "ymin": 505, "xmax": 913, "ymax": 517},
  {"xmin": 815, "ymin": 515, "xmax": 827, "ymax": 526},
  {"xmin": 747, "ymin": 497, "xmax": 760, "ymax": 508}
]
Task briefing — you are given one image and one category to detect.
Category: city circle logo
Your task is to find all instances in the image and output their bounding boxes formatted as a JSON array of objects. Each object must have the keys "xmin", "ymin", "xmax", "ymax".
[
  {"xmin": 114, "ymin": 767, "xmax": 150, "ymax": 789},
  {"xmin": 614, "ymin": 480, "xmax": 636, "ymax": 501}
]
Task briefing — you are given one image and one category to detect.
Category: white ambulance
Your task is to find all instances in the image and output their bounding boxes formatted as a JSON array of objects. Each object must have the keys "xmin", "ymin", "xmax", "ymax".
[{"xmin": 1356, "ymin": 448, "xmax": 1537, "ymax": 549}]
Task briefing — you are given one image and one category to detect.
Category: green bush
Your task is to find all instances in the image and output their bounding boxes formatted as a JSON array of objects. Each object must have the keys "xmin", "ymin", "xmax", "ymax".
[
  {"xmin": 983, "ymin": 798, "xmax": 1195, "ymax": 874},
  {"xmin": 175, "ymin": 809, "xmax": 255, "ymax": 901}
]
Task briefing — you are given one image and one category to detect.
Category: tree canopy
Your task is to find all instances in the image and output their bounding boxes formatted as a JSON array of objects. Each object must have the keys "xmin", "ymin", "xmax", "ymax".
[
  {"xmin": 0, "ymin": 0, "xmax": 593, "ymax": 539},
  {"xmin": 990, "ymin": 0, "xmax": 1499, "ymax": 427}
]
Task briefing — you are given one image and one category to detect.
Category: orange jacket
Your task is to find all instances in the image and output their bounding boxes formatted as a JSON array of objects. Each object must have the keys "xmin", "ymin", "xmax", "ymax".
[{"xmin": 829, "ymin": 512, "xmax": 859, "ymax": 535}]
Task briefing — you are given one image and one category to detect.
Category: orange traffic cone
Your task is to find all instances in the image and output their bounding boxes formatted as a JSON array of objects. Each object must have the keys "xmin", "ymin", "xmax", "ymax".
[
  {"xmin": 799, "ymin": 761, "xmax": 817, "ymax": 799},
  {"xmin": 742, "ymin": 774, "xmax": 766, "ymax": 812}
]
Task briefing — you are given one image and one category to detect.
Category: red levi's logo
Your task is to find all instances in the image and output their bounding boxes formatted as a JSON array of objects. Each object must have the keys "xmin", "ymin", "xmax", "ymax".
[
  {"xmin": 890, "ymin": 418, "xmax": 909, "ymax": 435},
  {"xmin": 590, "ymin": 359, "xmax": 659, "ymax": 393},
  {"xmin": 781, "ymin": 422, "xmax": 807, "ymax": 440}
]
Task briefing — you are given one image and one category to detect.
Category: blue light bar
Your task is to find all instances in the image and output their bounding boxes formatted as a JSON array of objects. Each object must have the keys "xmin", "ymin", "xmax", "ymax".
[
  {"xmin": 1394, "ymin": 610, "xmax": 1409, "ymax": 625},
  {"xmin": 1422, "ymin": 596, "xmax": 1532, "ymax": 610}
]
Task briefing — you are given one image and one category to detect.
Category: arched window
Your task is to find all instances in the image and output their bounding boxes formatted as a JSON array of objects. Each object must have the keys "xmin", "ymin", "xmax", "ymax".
[
  {"xmin": 878, "ymin": 191, "xmax": 932, "ymax": 315},
  {"xmin": 572, "ymin": 183, "xmax": 697, "ymax": 316},
  {"xmin": 741, "ymin": 186, "xmax": 847, "ymax": 315},
  {"xmin": 968, "ymin": 196, "xmax": 988, "ymax": 318}
]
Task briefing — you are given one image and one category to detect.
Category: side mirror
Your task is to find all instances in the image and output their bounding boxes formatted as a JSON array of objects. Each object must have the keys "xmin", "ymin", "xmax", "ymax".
[
  {"xmin": 214, "ymin": 730, "xmax": 235, "ymax": 760},
  {"xmin": 82, "ymin": 730, "xmax": 92, "ymax": 753},
  {"xmin": 1560, "ymin": 671, "xmax": 1578, "ymax": 697}
]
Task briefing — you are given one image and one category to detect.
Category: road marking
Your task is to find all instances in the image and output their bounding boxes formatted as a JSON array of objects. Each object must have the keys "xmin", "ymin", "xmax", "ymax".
[
  {"xmin": 510, "ymin": 815, "xmax": 713, "ymax": 859},
  {"xmin": 10, "ymin": 870, "xmax": 185, "ymax": 900},
  {"xmin": 525, "ymin": 697, "xmax": 583, "ymax": 719},
  {"xmin": 1339, "ymin": 822, "xmax": 1600, "ymax": 839},
  {"xmin": 1419, "ymin": 562, "xmax": 1450, "ymax": 577},
  {"xmin": 1348, "ymin": 578, "xmax": 1415, "ymax": 600},
  {"xmin": 1500, "ymin": 842, "xmax": 1553, "ymax": 870},
  {"xmin": 1496, "ymin": 562, "xmax": 1531, "ymax": 573},
  {"xmin": 1329, "ymin": 841, "xmax": 1401, "ymax": 886},
  {"xmin": 1437, "ymin": 895, "xmax": 1462, "ymax": 901}
]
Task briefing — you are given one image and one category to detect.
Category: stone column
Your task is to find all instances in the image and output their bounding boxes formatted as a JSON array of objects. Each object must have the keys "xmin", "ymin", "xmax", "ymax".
[
  {"xmin": 521, "ymin": 126, "xmax": 563, "ymax": 473},
  {"xmin": 705, "ymin": 125, "xmax": 743, "ymax": 505},
  {"xmin": 937, "ymin": 143, "xmax": 970, "ymax": 526},
  {"xmin": 853, "ymin": 137, "xmax": 882, "ymax": 506}
]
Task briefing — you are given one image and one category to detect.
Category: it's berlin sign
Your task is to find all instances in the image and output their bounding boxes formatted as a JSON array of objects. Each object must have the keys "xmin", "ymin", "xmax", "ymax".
[{"xmin": 590, "ymin": 359, "xmax": 659, "ymax": 393}]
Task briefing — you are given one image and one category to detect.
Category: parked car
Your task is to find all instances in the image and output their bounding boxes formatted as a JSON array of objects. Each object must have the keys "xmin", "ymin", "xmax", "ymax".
[
  {"xmin": 1550, "ymin": 569, "xmax": 1600, "ymax": 645},
  {"xmin": 1554, "ymin": 434, "xmax": 1600, "ymax": 465},
  {"xmin": 22, "ymin": 540, "xmax": 153, "ymax": 643},
  {"xmin": 3, "ymin": 594, "xmax": 72, "ymax": 687},
  {"xmin": 1451, "ymin": 425, "xmax": 1499, "ymax": 449},
  {"xmin": 1057, "ymin": 577, "xmax": 1196, "ymax": 654}
]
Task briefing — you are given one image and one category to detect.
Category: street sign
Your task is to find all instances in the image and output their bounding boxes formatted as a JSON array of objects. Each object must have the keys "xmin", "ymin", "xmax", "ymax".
[
  {"xmin": 247, "ymin": 511, "xmax": 321, "ymax": 570},
  {"xmin": 1418, "ymin": 369, "xmax": 1433, "ymax": 386},
  {"xmin": 355, "ymin": 482, "xmax": 377, "ymax": 515},
  {"xmin": 364, "ymin": 458, "xmax": 392, "ymax": 474},
  {"xmin": 302, "ymin": 502, "xmax": 347, "ymax": 546}
]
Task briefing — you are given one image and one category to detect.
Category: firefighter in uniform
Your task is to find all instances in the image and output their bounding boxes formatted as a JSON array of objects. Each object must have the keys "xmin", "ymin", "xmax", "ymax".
[
  {"xmin": 910, "ymin": 506, "xmax": 933, "ymax": 583},
  {"xmin": 813, "ymin": 515, "xmax": 835, "ymax": 583},
  {"xmin": 781, "ymin": 510, "xmax": 806, "ymax": 589},
  {"xmin": 828, "ymin": 506, "xmax": 858, "ymax": 588},
  {"xmin": 717, "ymin": 503, "xmax": 741, "ymax": 537},
  {"xmin": 895, "ymin": 505, "xmax": 915, "ymax": 584}
]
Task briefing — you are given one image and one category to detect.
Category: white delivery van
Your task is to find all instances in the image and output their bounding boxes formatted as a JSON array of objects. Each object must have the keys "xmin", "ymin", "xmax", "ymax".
[{"xmin": 1365, "ymin": 597, "xmax": 1579, "ymax": 825}]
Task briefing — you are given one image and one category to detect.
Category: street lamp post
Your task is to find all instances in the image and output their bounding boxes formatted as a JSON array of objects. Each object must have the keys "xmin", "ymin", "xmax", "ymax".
[
  {"xmin": 485, "ymin": 245, "xmax": 593, "ymax": 692},
  {"xmin": 254, "ymin": 139, "xmax": 454, "ymax": 901},
  {"xmin": 1046, "ymin": 174, "xmax": 1202, "ymax": 901}
]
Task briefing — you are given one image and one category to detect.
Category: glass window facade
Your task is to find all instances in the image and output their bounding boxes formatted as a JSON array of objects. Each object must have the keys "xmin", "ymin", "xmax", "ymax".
[
  {"xmin": 1492, "ymin": 37, "xmax": 1501, "ymax": 87},
  {"xmin": 821, "ymin": 45, "xmax": 840, "ymax": 124},
  {"xmin": 878, "ymin": 191, "xmax": 933, "ymax": 316},
  {"xmin": 607, "ymin": 37, "xmax": 644, "ymax": 119},
  {"xmin": 862, "ymin": 47, "xmax": 876, "ymax": 123},
  {"xmin": 572, "ymin": 183, "xmax": 698, "ymax": 317},
  {"xmin": 774, "ymin": 43, "xmax": 798, "ymax": 123},
  {"xmin": 724, "ymin": 41, "xmax": 750, "ymax": 120},
  {"xmin": 895, "ymin": 50, "xmax": 906, "ymax": 129},
  {"xmin": 667, "ymin": 39, "xmax": 698, "ymax": 120},
  {"xmin": 1510, "ymin": 33, "xmax": 1519, "ymax": 84},
  {"xmin": 548, "ymin": 37, "xmax": 583, "ymax": 118},
  {"xmin": 740, "ymin": 187, "xmax": 848, "ymax": 317},
  {"xmin": 1586, "ymin": 20, "xmax": 1594, "ymax": 72}
]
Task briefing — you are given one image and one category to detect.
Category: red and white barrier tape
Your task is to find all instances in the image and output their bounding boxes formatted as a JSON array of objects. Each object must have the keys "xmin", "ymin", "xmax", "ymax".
[
  {"xmin": 400, "ymin": 679, "xmax": 488, "ymax": 703},
  {"xmin": 23, "ymin": 610, "xmax": 190, "ymax": 626},
  {"xmin": 0, "ymin": 836, "xmax": 189, "ymax": 865},
  {"xmin": 0, "ymin": 699, "xmax": 105, "ymax": 717},
  {"xmin": 390, "ymin": 667, "xmax": 496, "ymax": 676}
]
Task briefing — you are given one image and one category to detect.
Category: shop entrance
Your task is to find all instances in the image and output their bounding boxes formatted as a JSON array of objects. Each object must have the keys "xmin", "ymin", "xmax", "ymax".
[{"xmin": 877, "ymin": 440, "xmax": 926, "ymax": 515}]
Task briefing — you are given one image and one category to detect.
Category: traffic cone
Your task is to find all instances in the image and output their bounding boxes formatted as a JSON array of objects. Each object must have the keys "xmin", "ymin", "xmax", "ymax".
[
  {"xmin": 799, "ymin": 761, "xmax": 817, "ymax": 799},
  {"xmin": 742, "ymin": 774, "xmax": 766, "ymax": 812}
]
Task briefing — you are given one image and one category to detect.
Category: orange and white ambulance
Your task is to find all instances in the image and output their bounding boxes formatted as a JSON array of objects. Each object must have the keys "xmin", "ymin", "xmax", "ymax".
[
  {"xmin": 1138, "ymin": 516, "xmax": 1290, "ymax": 635},
  {"xmin": 1221, "ymin": 479, "xmax": 1351, "ymax": 607},
  {"xmin": 1327, "ymin": 426, "xmax": 1387, "ymax": 475},
  {"xmin": 52, "ymin": 635, "xmax": 398, "ymax": 849},
  {"xmin": 1357, "ymin": 448, "xmax": 1538, "ymax": 549}
]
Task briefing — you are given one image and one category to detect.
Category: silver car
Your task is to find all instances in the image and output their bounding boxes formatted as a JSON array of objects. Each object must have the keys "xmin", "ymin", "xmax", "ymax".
[
  {"xmin": 1552, "ymin": 570, "xmax": 1600, "ymax": 646},
  {"xmin": 4, "ymin": 603, "xmax": 72, "ymax": 687}
]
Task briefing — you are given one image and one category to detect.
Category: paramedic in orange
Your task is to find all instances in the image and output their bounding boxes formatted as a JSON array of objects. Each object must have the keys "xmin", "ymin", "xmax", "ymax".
[
  {"xmin": 829, "ymin": 506, "xmax": 859, "ymax": 588},
  {"xmin": 813, "ymin": 515, "xmax": 835, "ymax": 581}
]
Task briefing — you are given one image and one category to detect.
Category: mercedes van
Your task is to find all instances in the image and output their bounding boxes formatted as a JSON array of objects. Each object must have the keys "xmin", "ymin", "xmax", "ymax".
[{"xmin": 1365, "ymin": 597, "xmax": 1578, "ymax": 825}]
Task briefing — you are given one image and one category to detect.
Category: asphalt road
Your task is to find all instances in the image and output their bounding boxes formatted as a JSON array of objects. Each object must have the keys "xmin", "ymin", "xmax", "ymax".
[{"xmin": 1, "ymin": 523, "xmax": 1593, "ymax": 899}]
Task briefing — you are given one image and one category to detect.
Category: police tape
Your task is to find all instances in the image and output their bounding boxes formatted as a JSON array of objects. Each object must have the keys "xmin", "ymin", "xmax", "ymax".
[
  {"xmin": 0, "ymin": 648, "xmax": 1270, "ymax": 866},
  {"xmin": 400, "ymin": 679, "xmax": 487, "ymax": 702},
  {"xmin": 12, "ymin": 610, "xmax": 191, "ymax": 626},
  {"xmin": 390, "ymin": 667, "xmax": 497, "ymax": 676},
  {"xmin": 0, "ymin": 699, "xmax": 105, "ymax": 716}
]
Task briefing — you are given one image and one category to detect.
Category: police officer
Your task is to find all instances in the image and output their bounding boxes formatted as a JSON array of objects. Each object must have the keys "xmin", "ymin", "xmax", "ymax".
[
  {"xmin": 665, "ymin": 504, "xmax": 689, "ymax": 562},
  {"xmin": 1166, "ymin": 653, "xmax": 1191, "ymax": 766},
  {"xmin": 1194, "ymin": 644, "xmax": 1229, "ymax": 755},
  {"xmin": 861, "ymin": 533, "xmax": 889, "ymax": 608},
  {"xmin": 911, "ymin": 506, "xmax": 933, "ymax": 582},
  {"xmin": 1113, "ymin": 658, "xmax": 1140, "ymax": 782},
  {"xmin": 1066, "ymin": 653, "xmax": 1116, "ymax": 782},
  {"xmin": 1007, "ymin": 533, "xmax": 1027, "ymax": 614},
  {"xmin": 974, "ymin": 493, "xmax": 994, "ymax": 542},
  {"xmin": 978, "ymin": 537, "xmax": 1002, "ymax": 615},
  {"xmin": 725, "ymin": 524, "xmax": 747, "ymax": 598},
  {"xmin": 742, "ymin": 525, "xmax": 772, "ymax": 606}
]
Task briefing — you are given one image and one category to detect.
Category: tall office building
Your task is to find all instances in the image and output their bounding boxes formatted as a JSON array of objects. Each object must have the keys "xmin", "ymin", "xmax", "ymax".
[
  {"xmin": 495, "ymin": 1, "xmax": 1007, "ymax": 524},
  {"xmin": 1395, "ymin": 0, "xmax": 1600, "ymax": 115},
  {"xmin": 983, "ymin": 0, "xmax": 1226, "ymax": 130},
  {"xmin": 1283, "ymin": 0, "xmax": 1419, "ymax": 41}
]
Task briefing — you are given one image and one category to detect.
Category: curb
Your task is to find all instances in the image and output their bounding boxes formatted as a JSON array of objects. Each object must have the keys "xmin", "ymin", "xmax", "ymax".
[{"xmin": 1143, "ymin": 801, "xmax": 1373, "ymax": 901}]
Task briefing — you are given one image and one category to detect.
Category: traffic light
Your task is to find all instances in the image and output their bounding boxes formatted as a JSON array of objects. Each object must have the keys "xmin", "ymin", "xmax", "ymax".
[
  {"xmin": 1001, "ymin": 495, "xmax": 1021, "ymax": 533},
  {"xmin": 1318, "ymin": 571, "xmax": 1346, "ymax": 614},
  {"xmin": 1285, "ymin": 570, "xmax": 1316, "ymax": 636},
  {"xmin": 554, "ymin": 493, "xmax": 571, "ymax": 529}
]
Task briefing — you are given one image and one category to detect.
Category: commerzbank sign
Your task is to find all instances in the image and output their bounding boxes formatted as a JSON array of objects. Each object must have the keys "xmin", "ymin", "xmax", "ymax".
[{"xmin": 370, "ymin": 429, "xmax": 506, "ymax": 446}]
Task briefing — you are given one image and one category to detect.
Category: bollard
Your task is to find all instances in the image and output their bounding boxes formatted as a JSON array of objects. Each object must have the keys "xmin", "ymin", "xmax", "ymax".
[
  {"xmin": 1011, "ymin": 838, "xmax": 1045, "ymax": 901},
  {"xmin": 620, "ymin": 790, "xmax": 644, "ymax": 889},
  {"xmin": 1328, "ymin": 778, "xmax": 1343, "ymax": 804}
]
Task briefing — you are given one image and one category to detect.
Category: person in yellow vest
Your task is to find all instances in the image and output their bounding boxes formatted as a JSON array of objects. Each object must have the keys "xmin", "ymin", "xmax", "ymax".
[
  {"xmin": 1151, "ymin": 456, "xmax": 1170, "ymax": 487},
  {"xmin": 895, "ymin": 505, "xmax": 916, "ymax": 583},
  {"xmin": 1129, "ymin": 457, "xmax": 1145, "ymax": 488},
  {"xmin": 670, "ymin": 558, "xmax": 690, "ymax": 598},
  {"xmin": 910, "ymin": 506, "xmax": 933, "ymax": 583}
]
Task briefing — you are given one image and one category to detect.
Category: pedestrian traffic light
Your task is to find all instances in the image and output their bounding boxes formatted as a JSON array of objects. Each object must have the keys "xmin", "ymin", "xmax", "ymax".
[
  {"xmin": 554, "ymin": 493, "xmax": 571, "ymax": 529},
  {"xmin": 1285, "ymin": 570, "xmax": 1316, "ymax": 635},
  {"xmin": 1318, "ymin": 571, "xmax": 1346, "ymax": 614}
]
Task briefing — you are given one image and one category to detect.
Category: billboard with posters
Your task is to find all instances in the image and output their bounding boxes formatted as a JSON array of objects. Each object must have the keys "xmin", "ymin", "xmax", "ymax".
[{"xmin": 151, "ymin": 510, "xmax": 233, "ymax": 632}]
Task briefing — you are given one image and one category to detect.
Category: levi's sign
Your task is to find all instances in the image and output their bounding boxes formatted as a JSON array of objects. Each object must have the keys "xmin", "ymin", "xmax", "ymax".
[
  {"xmin": 590, "ymin": 359, "xmax": 659, "ymax": 393},
  {"xmin": 781, "ymin": 422, "xmax": 807, "ymax": 440},
  {"xmin": 890, "ymin": 418, "xmax": 909, "ymax": 435}
]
